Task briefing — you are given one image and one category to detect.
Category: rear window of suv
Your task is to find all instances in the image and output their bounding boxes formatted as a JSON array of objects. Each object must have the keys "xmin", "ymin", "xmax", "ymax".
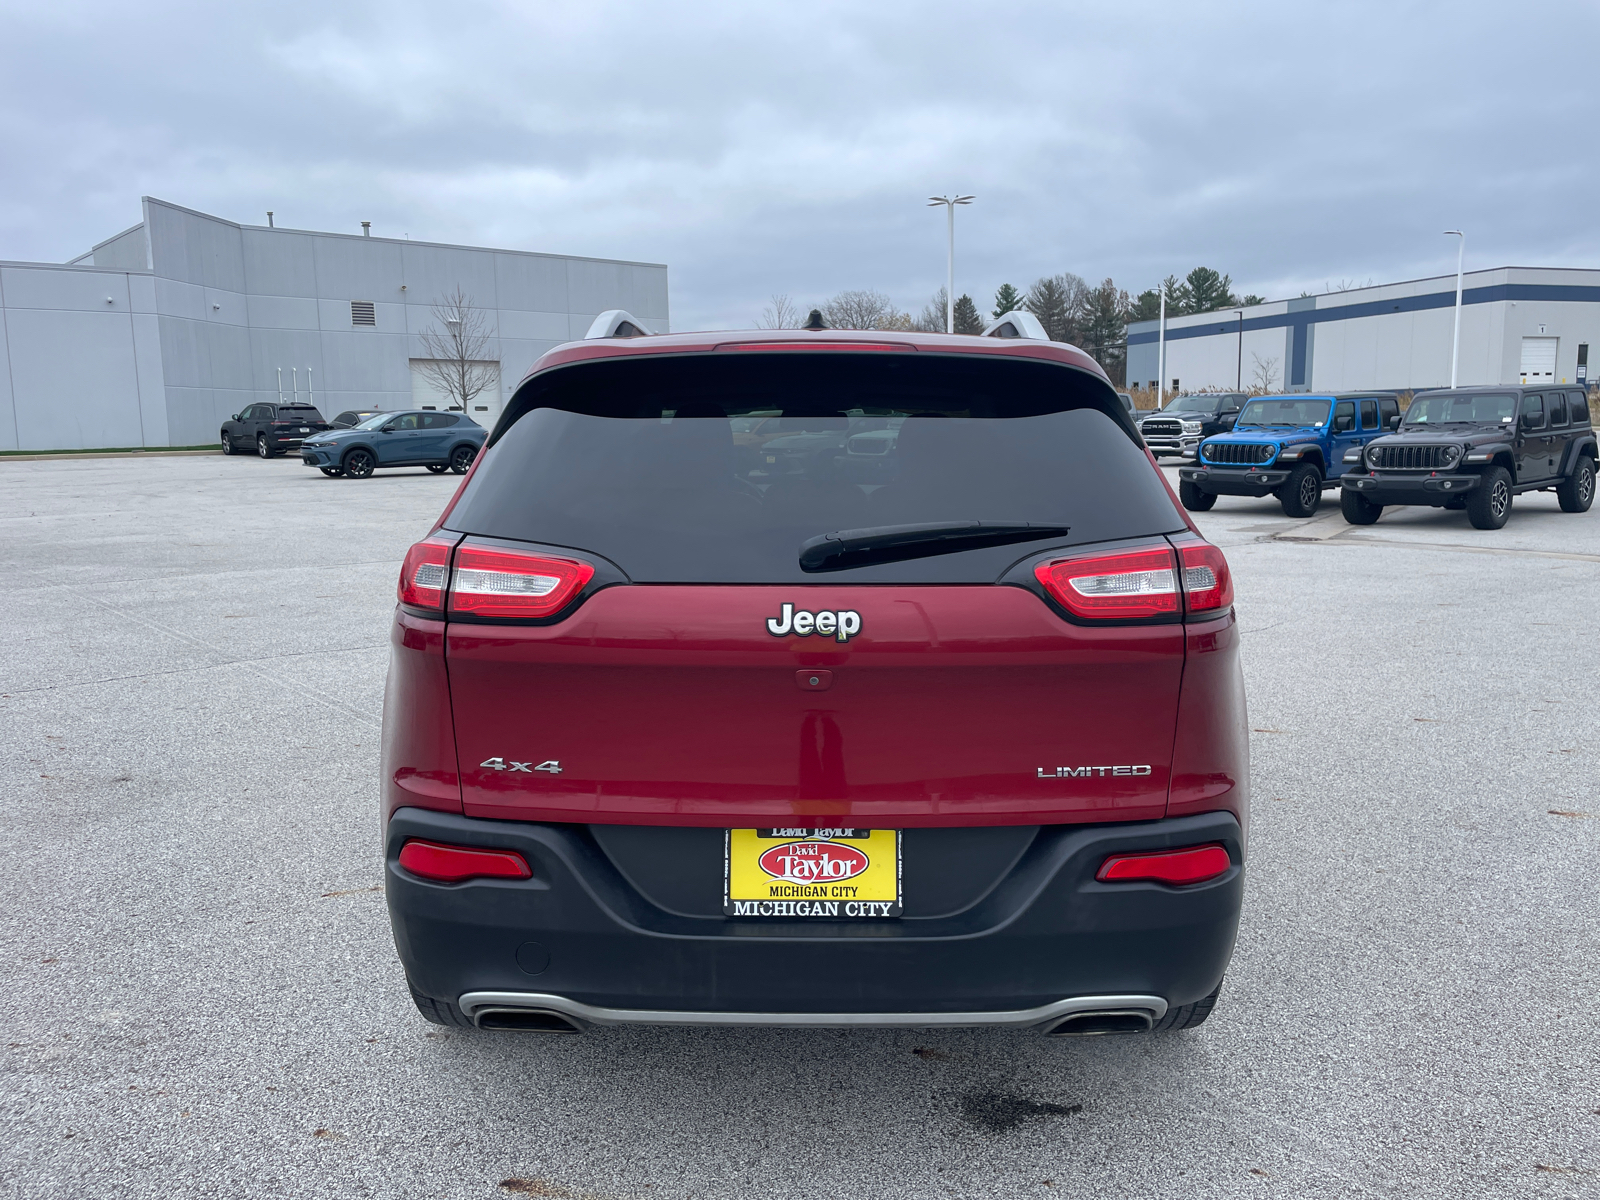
[
  {"xmin": 276, "ymin": 407, "xmax": 324, "ymax": 423},
  {"xmin": 446, "ymin": 352, "xmax": 1184, "ymax": 584}
]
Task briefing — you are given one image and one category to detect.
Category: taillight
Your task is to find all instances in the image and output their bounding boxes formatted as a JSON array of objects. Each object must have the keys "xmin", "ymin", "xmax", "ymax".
[
  {"xmin": 397, "ymin": 839, "xmax": 531, "ymax": 883},
  {"xmin": 398, "ymin": 536, "xmax": 454, "ymax": 612},
  {"xmin": 449, "ymin": 544, "xmax": 595, "ymax": 619},
  {"xmin": 1096, "ymin": 844, "xmax": 1231, "ymax": 885},
  {"xmin": 1179, "ymin": 542, "xmax": 1233, "ymax": 614},
  {"xmin": 1034, "ymin": 546, "xmax": 1178, "ymax": 620}
]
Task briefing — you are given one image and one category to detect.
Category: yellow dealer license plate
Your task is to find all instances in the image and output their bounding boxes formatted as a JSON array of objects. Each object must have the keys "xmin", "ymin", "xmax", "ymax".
[{"xmin": 724, "ymin": 828, "xmax": 901, "ymax": 918}]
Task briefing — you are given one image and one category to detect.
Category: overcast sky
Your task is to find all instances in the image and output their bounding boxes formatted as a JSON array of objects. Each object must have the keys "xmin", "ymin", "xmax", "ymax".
[{"xmin": 3, "ymin": 0, "xmax": 1596, "ymax": 329}]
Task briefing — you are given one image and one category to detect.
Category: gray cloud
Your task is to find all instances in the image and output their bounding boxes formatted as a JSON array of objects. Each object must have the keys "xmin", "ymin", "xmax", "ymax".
[{"xmin": 2, "ymin": 0, "xmax": 1595, "ymax": 329}]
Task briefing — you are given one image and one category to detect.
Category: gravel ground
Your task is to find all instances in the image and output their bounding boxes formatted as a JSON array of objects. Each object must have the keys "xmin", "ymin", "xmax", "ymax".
[{"xmin": 1, "ymin": 454, "xmax": 1597, "ymax": 1200}]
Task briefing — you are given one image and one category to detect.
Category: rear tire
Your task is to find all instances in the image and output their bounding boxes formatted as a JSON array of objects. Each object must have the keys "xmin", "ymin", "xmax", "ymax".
[
  {"xmin": 1154, "ymin": 980, "xmax": 1222, "ymax": 1031},
  {"xmin": 1466, "ymin": 465, "xmax": 1512, "ymax": 529},
  {"xmin": 408, "ymin": 979, "xmax": 474, "ymax": 1028},
  {"xmin": 1340, "ymin": 487, "xmax": 1382, "ymax": 525},
  {"xmin": 1556, "ymin": 455, "xmax": 1595, "ymax": 513},
  {"xmin": 425, "ymin": 464, "xmax": 449, "ymax": 474},
  {"xmin": 257, "ymin": 434, "xmax": 273, "ymax": 459},
  {"xmin": 450, "ymin": 444, "xmax": 477, "ymax": 474},
  {"xmin": 1178, "ymin": 481, "xmax": 1216, "ymax": 511},
  {"xmin": 1278, "ymin": 463, "xmax": 1322, "ymax": 517},
  {"xmin": 342, "ymin": 448, "xmax": 375, "ymax": 479}
]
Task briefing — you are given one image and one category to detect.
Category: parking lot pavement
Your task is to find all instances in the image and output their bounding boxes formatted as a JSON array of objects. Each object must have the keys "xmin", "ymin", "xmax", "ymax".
[{"xmin": 2, "ymin": 454, "xmax": 1597, "ymax": 1200}]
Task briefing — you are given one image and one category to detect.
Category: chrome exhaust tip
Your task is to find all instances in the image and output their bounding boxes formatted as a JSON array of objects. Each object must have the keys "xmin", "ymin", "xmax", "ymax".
[
  {"xmin": 1041, "ymin": 1009, "xmax": 1155, "ymax": 1036},
  {"xmin": 472, "ymin": 1006, "xmax": 585, "ymax": 1034}
]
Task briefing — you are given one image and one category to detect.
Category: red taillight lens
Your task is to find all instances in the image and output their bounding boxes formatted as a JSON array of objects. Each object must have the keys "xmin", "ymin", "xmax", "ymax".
[
  {"xmin": 1180, "ymin": 542, "xmax": 1233, "ymax": 613},
  {"xmin": 398, "ymin": 536, "xmax": 454, "ymax": 612},
  {"xmin": 449, "ymin": 545, "xmax": 595, "ymax": 619},
  {"xmin": 397, "ymin": 839, "xmax": 531, "ymax": 883},
  {"xmin": 1034, "ymin": 546, "xmax": 1178, "ymax": 620},
  {"xmin": 1096, "ymin": 844, "xmax": 1231, "ymax": 885}
]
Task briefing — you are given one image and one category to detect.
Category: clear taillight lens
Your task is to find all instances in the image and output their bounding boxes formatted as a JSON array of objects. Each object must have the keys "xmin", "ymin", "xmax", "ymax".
[
  {"xmin": 1034, "ymin": 547, "xmax": 1179, "ymax": 620},
  {"xmin": 449, "ymin": 545, "xmax": 595, "ymax": 619},
  {"xmin": 1179, "ymin": 543, "xmax": 1233, "ymax": 614},
  {"xmin": 398, "ymin": 536, "xmax": 454, "ymax": 612}
]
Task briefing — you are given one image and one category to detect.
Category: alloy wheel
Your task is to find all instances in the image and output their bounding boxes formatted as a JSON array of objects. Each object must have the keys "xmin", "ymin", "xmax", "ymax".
[
  {"xmin": 1490, "ymin": 479, "xmax": 1509, "ymax": 518},
  {"xmin": 1299, "ymin": 474, "xmax": 1318, "ymax": 510},
  {"xmin": 1581, "ymin": 463, "xmax": 1595, "ymax": 505},
  {"xmin": 257, "ymin": 435, "xmax": 270, "ymax": 459}
]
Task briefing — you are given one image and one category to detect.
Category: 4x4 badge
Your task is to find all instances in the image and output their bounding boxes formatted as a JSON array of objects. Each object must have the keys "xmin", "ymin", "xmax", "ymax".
[
  {"xmin": 480, "ymin": 757, "xmax": 562, "ymax": 774},
  {"xmin": 766, "ymin": 603, "xmax": 862, "ymax": 643}
]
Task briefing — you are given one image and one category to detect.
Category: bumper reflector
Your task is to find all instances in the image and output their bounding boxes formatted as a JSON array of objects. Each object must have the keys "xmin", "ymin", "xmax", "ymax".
[
  {"xmin": 1096, "ymin": 844, "xmax": 1231, "ymax": 885},
  {"xmin": 398, "ymin": 839, "xmax": 532, "ymax": 883}
]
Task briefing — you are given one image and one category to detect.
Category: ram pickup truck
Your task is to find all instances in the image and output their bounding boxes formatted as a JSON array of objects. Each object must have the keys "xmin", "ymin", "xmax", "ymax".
[
  {"xmin": 1178, "ymin": 393, "xmax": 1397, "ymax": 517},
  {"xmin": 1138, "ymin": 393, "xmax": 1245, "ymax": 459}
]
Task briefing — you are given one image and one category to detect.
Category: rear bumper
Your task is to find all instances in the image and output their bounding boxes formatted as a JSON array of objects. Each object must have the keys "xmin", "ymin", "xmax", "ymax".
[
  {"xmin": 1179, "ymin": 465, "xmax": 1289, "ymax": 495},
  {"xmin": 386, "ymin": 807, "xmax": 1244, "ymax": 1025},
  {"xmin": 1342, "ymin": 471, "xmax": 1481, "ymax": 505}
]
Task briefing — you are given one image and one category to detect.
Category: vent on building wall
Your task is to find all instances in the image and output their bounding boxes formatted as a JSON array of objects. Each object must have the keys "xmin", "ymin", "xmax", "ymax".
[{"xmin": 351, "ymin": 301, "xmax": 376, "ymax": 327}]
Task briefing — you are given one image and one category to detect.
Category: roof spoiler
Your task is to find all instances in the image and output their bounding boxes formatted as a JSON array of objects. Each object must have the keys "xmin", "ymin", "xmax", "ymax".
[
  {"xmin": 980, "ymin": 310, "xmax": 1049, "ymax": 340},
  {"xmin": 584, "ymin": 310, "xmax": 652, "ymax": 339}
]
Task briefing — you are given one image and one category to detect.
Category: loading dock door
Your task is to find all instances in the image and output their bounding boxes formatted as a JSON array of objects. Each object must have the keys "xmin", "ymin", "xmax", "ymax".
[{"xmin": 1519, "ymin": 337, "xmax": 1558, "ymax": 385}]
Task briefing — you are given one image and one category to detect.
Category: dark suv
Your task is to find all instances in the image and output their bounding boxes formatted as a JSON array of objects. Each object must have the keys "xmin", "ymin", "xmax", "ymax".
[
  {"xmin": 1138, "ymin": 393, "xmax": 1245, "ymax": 458},
  {"xmin": 381, "ymin": 324, "xmax": 1248, "ymax": 1038},
  {"xmin": 1341, "ymin": 385, "xmax": 1596, "ymax": 529},
  {"xmin": 221, "ymin": 403, "xmax": 330, "ymax": 457}
]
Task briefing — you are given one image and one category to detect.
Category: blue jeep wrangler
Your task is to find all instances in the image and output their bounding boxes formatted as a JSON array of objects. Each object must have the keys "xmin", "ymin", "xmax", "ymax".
[{"xmin": 1176, "ymin": 393, "xmax": 1399, "ymax": 517}]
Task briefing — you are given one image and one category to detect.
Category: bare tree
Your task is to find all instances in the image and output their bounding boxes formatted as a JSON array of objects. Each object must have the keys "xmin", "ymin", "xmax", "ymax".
[
  {"xmin": 822, "ymin": 289, "xmax": 910, "ymax": 331},
  {"xmin": 914, "ymin": 288, "xmax": 949, "ymax": 332},
  {"xmin": 757, "ymin": 293, "xmax": 800, "ymax": 329},
  {"xmin": 415, "ymin": 288, "xmax": 497, "ymax": 412},
  {"xmin": 1249, "ymin": 353, "xmax": 1280, "ymax": 394}
]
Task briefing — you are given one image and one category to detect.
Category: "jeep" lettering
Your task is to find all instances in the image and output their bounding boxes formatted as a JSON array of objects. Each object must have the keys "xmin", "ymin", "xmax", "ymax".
[{"xmin": 766, "ymin": 603, "xmax": 862, "ymax": 643}]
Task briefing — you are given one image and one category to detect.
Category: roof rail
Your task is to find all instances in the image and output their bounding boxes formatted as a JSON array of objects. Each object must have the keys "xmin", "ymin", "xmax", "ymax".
[
  {"xmin": 585, "ymin": 310, "xmax": 652, "ymax": 339},
  {"xmin": 980, "ymin": 310, "xmax": 1049, "ymax": 340}
]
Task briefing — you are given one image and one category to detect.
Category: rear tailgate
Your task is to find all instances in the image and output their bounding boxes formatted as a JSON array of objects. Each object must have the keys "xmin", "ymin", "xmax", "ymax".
[{"xmin": 446, "ymin": 584, "xmax": 1180, "ymax": 826}]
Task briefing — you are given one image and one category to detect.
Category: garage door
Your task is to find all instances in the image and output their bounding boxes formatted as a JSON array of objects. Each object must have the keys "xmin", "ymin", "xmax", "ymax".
[
  {"xmin": 1519, "ymin": 337, "xmax": 1558, "ymax": 385},
  {"xmin": 409, "ymin": 359, "xmax": 502, "ymax": 424}
]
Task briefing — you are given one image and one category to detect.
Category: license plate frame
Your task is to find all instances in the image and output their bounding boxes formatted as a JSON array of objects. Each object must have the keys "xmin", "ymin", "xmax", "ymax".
[{"xmin": 724, "ymin": 828, "xmax": 901, "ymax": 918}]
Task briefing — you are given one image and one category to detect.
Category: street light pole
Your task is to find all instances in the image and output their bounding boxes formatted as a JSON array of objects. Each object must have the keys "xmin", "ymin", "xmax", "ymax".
[
  {"xmin": 1157, "ymin": 289, "xmax": 1166, "ymax": 407},
  {"xmin": 1234, "ymin": 310, "xmax": 1245, "ymax": 391},
  {"xmin": 927, "ymin": 194, "xmax": 974, "ymax": 333},
  {"xmin": 1444, "ymin": 230, "xmax": 1465, "ymax": 388}
]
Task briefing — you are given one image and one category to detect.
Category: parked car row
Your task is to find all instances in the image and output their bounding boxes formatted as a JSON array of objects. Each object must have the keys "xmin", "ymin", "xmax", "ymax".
[
  {"xmin": 1171, "ymin": 387, "xmax": 1596, "ymax": 528},
  {"xmin": 220, "ymin": 404, "xmax": 486, "ymax": 477}
]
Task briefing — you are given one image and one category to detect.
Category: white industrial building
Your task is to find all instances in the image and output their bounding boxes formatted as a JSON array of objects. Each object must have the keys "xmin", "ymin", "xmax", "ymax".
[
  {"xmin": 1127, "ymin": 267, "xmax": 1599, "ymax": 396},
  {"xmin": 0, "ymin": 198, "xmax": 669, "ymax": 451}
]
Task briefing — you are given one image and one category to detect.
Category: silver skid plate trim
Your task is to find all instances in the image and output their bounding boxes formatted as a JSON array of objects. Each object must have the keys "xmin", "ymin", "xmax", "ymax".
[{"xmin": 456, "ymin": 991, "xmax": 1168, "ymax": 1030}]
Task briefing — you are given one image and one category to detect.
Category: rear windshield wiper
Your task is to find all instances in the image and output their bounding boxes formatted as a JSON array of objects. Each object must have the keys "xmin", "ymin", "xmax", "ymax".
[{"xmin": 799, "ymin": 521, "xmax": 1072, "ymax": 573}]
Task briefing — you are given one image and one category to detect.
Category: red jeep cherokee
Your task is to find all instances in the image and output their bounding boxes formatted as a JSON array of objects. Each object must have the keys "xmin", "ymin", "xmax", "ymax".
[{"xmin": 381, "ymin": 320, "xmax": 1247, "ymax": 1036}]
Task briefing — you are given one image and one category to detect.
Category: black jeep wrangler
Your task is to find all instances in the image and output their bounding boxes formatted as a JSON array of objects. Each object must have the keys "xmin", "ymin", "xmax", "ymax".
[{"xmin": 1340, "ymin": 385, "xmax": 1596, "ymax": 529}]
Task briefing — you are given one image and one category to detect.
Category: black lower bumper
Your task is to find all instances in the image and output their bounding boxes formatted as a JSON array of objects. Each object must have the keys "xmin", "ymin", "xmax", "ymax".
[
  {"xmin": 385, "ymin": 807, "xmax": 1244, "ymax": 1021},
  {"xmin": 1178, "ymin": 465, "xmax": 1290, "ymax": 496},
  {"xmin": 1342, "ymin": 471, "xmax": 1481, "ymax": 505}
]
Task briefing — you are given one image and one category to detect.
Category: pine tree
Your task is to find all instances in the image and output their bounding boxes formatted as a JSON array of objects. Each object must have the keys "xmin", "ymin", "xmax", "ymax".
[
  {"xmin": 992, "ymin": 283, "xmax": 1023, "ymax": 318},
  {"xmin": 952, "ymin": 294, "xmax": 985, "ymax": 335},
  {"xmin": 1182, "ymin": 267, "xmax": 1239, "ymax": 314},
  {"xmin": 1129, "ymin": 289, "xmax": 1163, "ymax": 323},
  {"xmin": 1081, "ymin": 279, "xmax": 1130, "ymax": 384}
]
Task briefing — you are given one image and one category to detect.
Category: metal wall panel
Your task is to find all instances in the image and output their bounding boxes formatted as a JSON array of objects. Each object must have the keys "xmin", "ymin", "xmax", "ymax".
[
  {"xmin": 91, "ymin": 224, "xmax": 151, "ymax": 271},
  {"xmin": 246, "ymin": 295, "xmax": 320, "ymax": 331},
  {"xmin": 311, "ymin": 234, "xmax": 404, "ymax": 302},
  {"xmin": 146, "ymin": 200, "xmax": 247, "ymax": 292},
  {"xmin": 241, "ymin": 228, "xmax": 318, "ymax": 297},
  {"xmin": 0, "ymin": 308, "xmax": 16, "ymax": 450},
  {"xmin": 493, "ymin": 252, "xmax": 568, "ymax": 313},
  {"xmin": 6, "ymin": 308, "xmax": 147, "ymax": 450},
  {"xmin": 401, "ymin": 244, "xmax": 500, "ymax": 310}
]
